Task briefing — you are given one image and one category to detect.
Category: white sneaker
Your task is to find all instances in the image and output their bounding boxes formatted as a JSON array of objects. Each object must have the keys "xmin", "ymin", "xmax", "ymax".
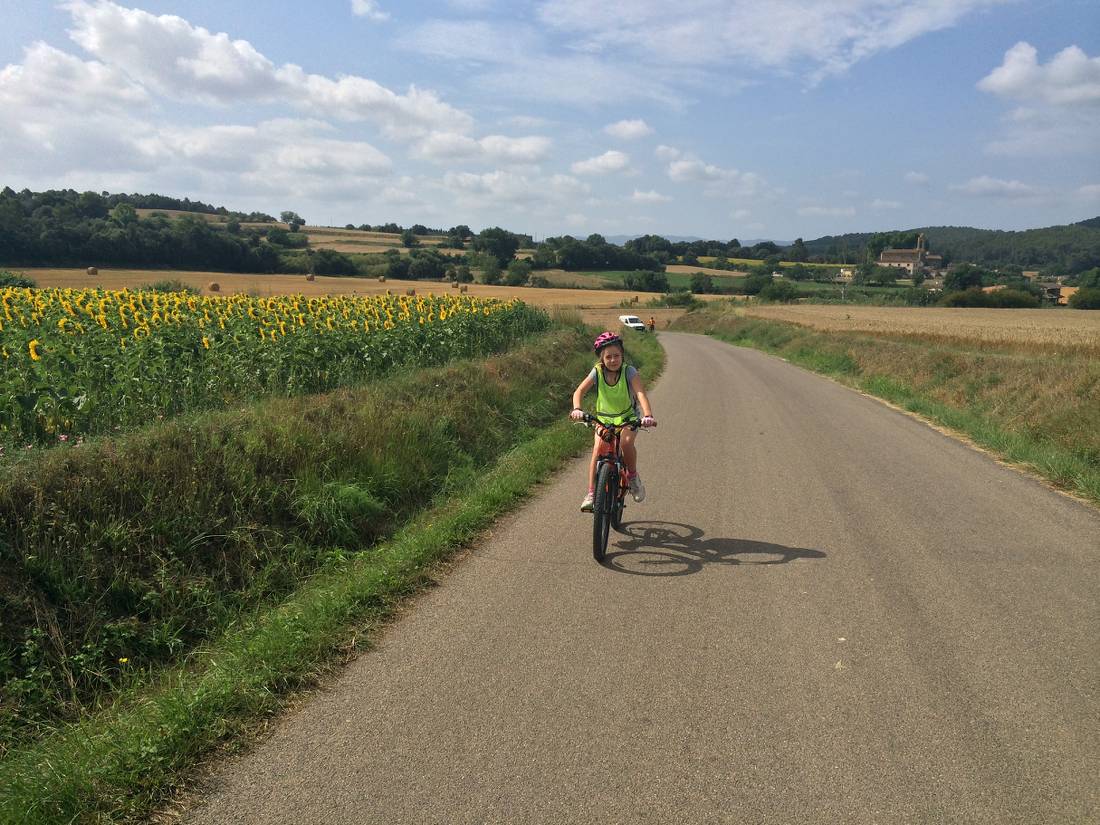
[
  {"xmin": 580, "ymin": 491, "xmax": 594, "ymax": 512},
  {"xmin": 629, "ymin": 474, "xmax": 645, "ymax": 503}
]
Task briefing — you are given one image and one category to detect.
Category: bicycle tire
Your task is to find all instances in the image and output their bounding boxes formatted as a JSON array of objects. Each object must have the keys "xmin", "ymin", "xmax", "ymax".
[
  {"xmin": 592, "ymin": 461, "xmax": 615, "ymax": 562},
  {"xmin": 610, "ymin": 485, "xmax": 625, "ymax": 532}
]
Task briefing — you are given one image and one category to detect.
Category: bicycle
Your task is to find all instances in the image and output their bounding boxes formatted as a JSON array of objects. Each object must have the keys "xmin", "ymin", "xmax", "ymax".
[{"xmin": 582, "ymin": 413, "xmax": 640, "ymax": 562}]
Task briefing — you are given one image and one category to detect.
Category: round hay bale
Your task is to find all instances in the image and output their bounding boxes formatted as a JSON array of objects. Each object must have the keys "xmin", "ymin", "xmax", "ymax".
[
  {"xmin": 305, "ymin": 273, "xmax": 316, "ymax": 282},
  {"xmin": 406, "ymin": 288, "xmax": 416, "ymax": 296},
  {"xmin": 451, "ymin": 280, "xmax": 460, "ymax": 289},
  {"xmin": 208, "ymin": 282, "xmax": 220, "ymax": 293},
  {"xmin": 460, "ymin": 285, "xmax": 468, "ymax": 293},
  {"xmin": 378, "ymin": 275, "xmax": 387, "ymax": 283},
  {"xmin": 86, "ymin": 266, "xmax": 98, "ymax": 276}
]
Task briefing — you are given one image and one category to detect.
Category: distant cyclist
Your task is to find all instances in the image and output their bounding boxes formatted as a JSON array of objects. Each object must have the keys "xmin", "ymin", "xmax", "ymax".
[{"xmin": 570, "ymin": 331, "xmax": 656, "ymax": 512}]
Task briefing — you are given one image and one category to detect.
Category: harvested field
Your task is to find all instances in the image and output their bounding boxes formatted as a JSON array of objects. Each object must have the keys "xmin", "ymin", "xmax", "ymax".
[
  {"xmin": 666, "ymin": 264, "xmax": 748, "ymax": 278},
  {"xmin": 737, "ymin": 303, "xmax": 1100, "ymax": 355}
]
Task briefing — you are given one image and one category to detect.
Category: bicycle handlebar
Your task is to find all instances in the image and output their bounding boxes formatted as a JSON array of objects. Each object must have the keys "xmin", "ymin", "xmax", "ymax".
[{"xmin": 580, "ymin": 412, "xmax": 641, "ymax": 431}]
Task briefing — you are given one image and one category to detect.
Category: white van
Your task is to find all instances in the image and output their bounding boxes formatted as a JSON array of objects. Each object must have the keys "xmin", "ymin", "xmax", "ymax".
[{"xmin": 618, "ymin": 315, "xmax": 647, "ymax": 332}]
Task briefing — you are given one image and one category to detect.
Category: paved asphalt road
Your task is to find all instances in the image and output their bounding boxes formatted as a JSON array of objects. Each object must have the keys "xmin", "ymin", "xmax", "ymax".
[{"xmin": 182, "ymin": 332, "xmax": 1098, "ymax": 824}]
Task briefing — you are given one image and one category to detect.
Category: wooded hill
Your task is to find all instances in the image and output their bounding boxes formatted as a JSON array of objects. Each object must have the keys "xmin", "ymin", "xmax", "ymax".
[{"xmin": 801, "ymin": 218, "xmax": 1100, "ymax": 275}]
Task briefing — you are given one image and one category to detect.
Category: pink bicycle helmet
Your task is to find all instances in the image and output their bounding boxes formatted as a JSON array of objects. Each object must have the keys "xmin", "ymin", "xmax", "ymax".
[{"xmin": 593, "ymin": 331, "xmax": 623, "ymax": 353}]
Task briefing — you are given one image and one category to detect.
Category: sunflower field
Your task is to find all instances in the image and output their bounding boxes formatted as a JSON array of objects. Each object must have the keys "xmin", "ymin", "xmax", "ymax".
[{"xmin": 0, "ymin": 287, "xmax": 548, "ymax": 447}]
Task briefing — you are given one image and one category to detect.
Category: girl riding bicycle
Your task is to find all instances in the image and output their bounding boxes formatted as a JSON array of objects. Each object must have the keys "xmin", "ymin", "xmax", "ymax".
[{"xmin": 570, "ymin": 331, "xmax": 656, "ymax": 512}]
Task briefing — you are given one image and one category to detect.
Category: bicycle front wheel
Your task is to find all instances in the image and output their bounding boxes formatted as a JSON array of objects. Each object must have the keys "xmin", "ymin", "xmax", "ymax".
[{"xmin": 592, "ymin": 462, "xmax": 615, "ymax": 562}]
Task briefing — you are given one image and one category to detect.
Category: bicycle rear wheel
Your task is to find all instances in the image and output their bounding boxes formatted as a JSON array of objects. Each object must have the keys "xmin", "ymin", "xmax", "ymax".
[{"xmin": 592, "ymin": 462, "xmax": 615, "ymax": 562}]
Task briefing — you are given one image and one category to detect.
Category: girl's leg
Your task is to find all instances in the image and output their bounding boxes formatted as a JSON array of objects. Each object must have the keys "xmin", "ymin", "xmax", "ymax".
[
  {"xmin": 620, "ymin": 428, "xmax": 638, "ymax": 475},
  {"xmin": 588, "ymin": 432, "xmax": 601, "ymax": 489}
]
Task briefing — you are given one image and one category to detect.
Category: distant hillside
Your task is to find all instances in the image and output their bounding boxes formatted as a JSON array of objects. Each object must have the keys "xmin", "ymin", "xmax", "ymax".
[{"xmin": 802, "ymin": 218, "xmax": 1100, "ymax": 274}]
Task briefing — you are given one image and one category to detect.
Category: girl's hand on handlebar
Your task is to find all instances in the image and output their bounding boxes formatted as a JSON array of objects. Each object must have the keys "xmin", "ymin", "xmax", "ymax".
[
  {"xmin": 641, "ymin": 415, "xmax": 657, "ymax": 428},
  {"xmin": 570, "ymin": 408, "xmax": 586, "ymax": 422}
]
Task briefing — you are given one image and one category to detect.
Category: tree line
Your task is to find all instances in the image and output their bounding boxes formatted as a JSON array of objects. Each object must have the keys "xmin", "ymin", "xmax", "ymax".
[
  {"xmin": 801, "ymin": 220, "xmax": 1100, "ymax": 275},
  {"xmin": 0, "ymin": 189, "xmax": 282, "ymax": 272}
]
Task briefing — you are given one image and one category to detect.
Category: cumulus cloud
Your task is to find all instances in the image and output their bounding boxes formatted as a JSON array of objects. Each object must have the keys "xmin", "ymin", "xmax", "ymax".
[
  {"xmin": 631, "ymin": 189, "xmax": 670, "ymax": 203},
  {"xmin": 412, "ymin": 131, "xmax": 552, "ymax": 163},
  {"xmin": 949, "ymin": 176, "xmax": 1042, "ymax": 199},
  {"xmin": 978, "ymin": 42, "xmax": 1100, "ymax": 106},
  {"xmin": 351, "ymin": 0, "xmax": 390, "ymax": 21},
  {"xmin": 870, "ymin": 199, "xmax": 901, "ymax": 209},
  {"xmin": 905, "ymin": 171, "xmax": 929, "ymax": 185},
  {"xmin": 604, "ymin": 119, "xmax": 653, "ymax": 140},
  {"xmin": 571, "ymin": 150, "xmax": 630, "ymax": 175},
  {"xmin": 65, "ymin": 1, "xmax": 470, "ymax": 137},
  {"xmin": 666, "ymin": 156, "xmax": 767, "ymax": 197},
  {"xmin": 0, "ymin": 41, "xmax": 148, "ymax": 112},
  {"xmin": 1079, "ymin": 184, "xmax": 1100, "ymax": 200},
  {"xmin": 655, "ymin": 144, "xmax": 681, "ymax": 160},
  {"xmin": 978, "ymin": 42, "xmax": 1100, "ymax": 156}
]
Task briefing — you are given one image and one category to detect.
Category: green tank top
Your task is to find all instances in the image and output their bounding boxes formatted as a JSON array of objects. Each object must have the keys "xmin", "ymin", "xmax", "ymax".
[{"xmin": 594, "ymin": 365, "xmax": 637, "ymax": 425}]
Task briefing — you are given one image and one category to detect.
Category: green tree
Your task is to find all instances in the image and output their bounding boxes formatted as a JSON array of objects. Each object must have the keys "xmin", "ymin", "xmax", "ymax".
[
  {"xmin": 690, "ymin": 272, "xmax": 714, "ymax": 294},
  {"xmin": 472, "ymin": 227, "xmax": 520, "ymax": 267},
  {"xmin": 469, "ymin": 251, "xmax": 502, "ymax": 284},
  {"xmin": 504, "ymin": 258, "xmax": 532, "ymax": 286},
  {"xmin": 401, "ymin": 229, "xmax": 419, "ymax": 248},
  {"xmin": 759, "ymin": 279, "xmax": 798, "ymax": 302},
  {"xmin": 110, "ymin": 203, "xmax": 137, "ymax": 226},
  {"xmin": 944, "ymin": 264, "xmax": 988, "ymax": 292},
  {"xmin": 280, "ymin": 210, "xmax": 305, "ymax": 226},
  {"xmin": 788, "ymin": 238, "xmax": 808, "ymax": 262},
  {"xmin": 1069, "ymin": 287, "xmax": 1100, "ymax": 309}
]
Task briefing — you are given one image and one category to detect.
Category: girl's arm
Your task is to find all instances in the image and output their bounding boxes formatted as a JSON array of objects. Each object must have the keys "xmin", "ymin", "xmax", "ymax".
[
  {"xmin": 571, "ymin": 373, "xmax": 596, "ymax": 411},
  {"xmin": 629, "ymin": 372, "xmax": 654, "ymax": 418}
]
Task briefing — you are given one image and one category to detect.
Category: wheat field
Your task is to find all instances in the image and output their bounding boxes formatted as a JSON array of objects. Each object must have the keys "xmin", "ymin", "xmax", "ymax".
[{"xmin": 738, "ymin": 304, "xmax": 1100, "ymax": 355}]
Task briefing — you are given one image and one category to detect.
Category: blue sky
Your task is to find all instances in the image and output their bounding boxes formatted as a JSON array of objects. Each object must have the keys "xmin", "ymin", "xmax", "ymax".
[{"xmin": 1, "ymin": 1, "xmax": 1097, "ymax": 242}]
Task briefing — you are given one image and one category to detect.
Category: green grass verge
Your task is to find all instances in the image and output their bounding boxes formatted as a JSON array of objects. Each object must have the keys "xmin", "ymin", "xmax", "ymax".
[
  {"xmin": 0, "ymin": 329, "xmax": 665, "ymax": 824},
  {"xmin": 675, "ymin": 311, "xmax": 1100, "ymax": 505}
]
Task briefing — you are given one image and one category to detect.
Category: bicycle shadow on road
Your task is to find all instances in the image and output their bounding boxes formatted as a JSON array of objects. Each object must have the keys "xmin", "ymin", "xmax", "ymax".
[{"xmin": 603, "ymin": 521, "xmax": 827, "ymax": 577}]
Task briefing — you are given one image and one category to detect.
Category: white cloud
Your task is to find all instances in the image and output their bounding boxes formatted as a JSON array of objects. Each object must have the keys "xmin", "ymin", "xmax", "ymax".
[
  {"xmin": 536, "ymin": 0, "xmax": 1012, "ymax": 82},
  {"xmin": 1079, "ymin": 184, "xmax": 1100, "ymax": 200},
  {"xmin": 604, "ymin": 119, "xmax": 653, "ymax": 140},
  {"xmin": 667, "ymin": 157, "xmax": 767, "ymax": 197},
  {"xmin": 631, "ymin": 189, "xmax": 670, "ymax": 203},
  {"xmin": 412, "ymin": 131, "xmax": 552, "ymax": 163},
  {"xmin": 351, "ymin": 0, "xmax": 390, "ymax": 21},
  {"xmin": 797, "ymin": 206, "xmax": 856, "ymax": 217},
  {"xmin": 905, "ymin": 171, "xmax": 929, "ymax": 185},
  {"xmin": 65, "ymin": 1, "xmax": 470, "ymax": 137},
  {"xmin": 0, "ymin": 41, "xmax": 148, "ymax": 113},
  {"xmin": 441, "ymin": 170, "xmax": 588, "ymax": 206},
  {"xmin": 732, "ymin": 208, "xmax": 751, "ymax": 219},
  {"xmin": 870, "ymin": 199, "xmax": 901, "ymax": 209},
  {"xmin": 978, "ymin": 42, "xmax": 1100, "ymax": 156},
  {"xmin": 949, "ymin": 176, "xmax": 1043, "ymax": 199},
  {"xmin": 400, "ymin": 19, "xmax": 687, "ymax": 106},
  {"xmin": 571, "ymin": 150, "xmax": 630, "ymax": 175},
  {"xmin": 655, "ymin": 144, "xmax": 681, "ymax": 160},
  {"xmin": 978, "ymin": 42, "xmax": 1100, "ymax": 106}
]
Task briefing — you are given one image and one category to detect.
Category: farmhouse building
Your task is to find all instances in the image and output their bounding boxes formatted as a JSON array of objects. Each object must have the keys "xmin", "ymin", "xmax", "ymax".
[
  {"xmin": 878, "ymin": 233, "xmax": 943, "ymax": 275},
  {"xmin": 1040, "ymin": 283, "xmax": 1078, "ymax": 305}
]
